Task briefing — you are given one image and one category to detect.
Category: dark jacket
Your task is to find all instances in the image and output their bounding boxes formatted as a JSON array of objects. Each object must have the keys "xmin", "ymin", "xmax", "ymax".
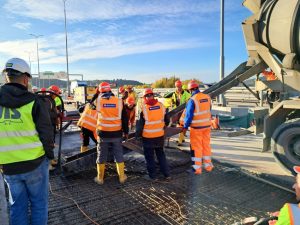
[
  {"xmin": 0, "ymin": 83, "xmax": 54, "ymax": 175},
  {"xmin": 96, "ymin": 92, "xmax": 129, "ymax": 138}
]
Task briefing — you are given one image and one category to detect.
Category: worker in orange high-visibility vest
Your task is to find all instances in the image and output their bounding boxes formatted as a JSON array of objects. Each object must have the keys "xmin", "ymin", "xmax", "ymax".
[
  {"xmin": 77, "ymin": 103, "xmax": 98, "ymax": 153},
  {"xmin": 182, "ymin": 80, "xmax": 213, "ymax": 175},
  {"xmin": 94, "ymin": 82, "xmax": 129, "ymax": 185},
  {"xmin": 136, "ymin": 88, "xmax": 170, "ymax": 181}
]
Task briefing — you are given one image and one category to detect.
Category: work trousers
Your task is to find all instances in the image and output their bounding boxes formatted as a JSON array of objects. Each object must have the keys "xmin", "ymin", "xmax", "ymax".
[
  {"xmin": 96, "ymin": 137, "xmax": 124, "ymax": 164},
  {"xmin": 190, "ymin": 127, "xmax": 212, "ymax": 173},
  {"xmin": 3, "ymin": 158, "xmax": 49, "ymax": 225},
  {"xmin": 81, "ymin": 127, "xmax": 97, "ymax": 146},
  {"xmin": 143, "ymin": 139, "xmax": 170, "ymax": 179}
]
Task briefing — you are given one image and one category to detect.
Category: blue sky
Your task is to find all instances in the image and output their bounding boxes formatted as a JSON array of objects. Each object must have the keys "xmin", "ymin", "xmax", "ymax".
[{"xmin": 0, "ymin": 0, "xmax": 251, "ymax": 83}]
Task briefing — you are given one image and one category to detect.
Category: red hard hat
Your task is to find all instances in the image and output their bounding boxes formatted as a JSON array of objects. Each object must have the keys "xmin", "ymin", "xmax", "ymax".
[
  {"xmin": 40, "ymin": 87, "xmax": 47, "ymax": 92},
  {"xmin": 126, "ymin": 96, "xmax": 135, "ymax": 105},
  {"xmin": 175, "ymin": 80, "xmax": 182, "ymax": 87},
  {"xmin": 143, "ymin": 88, "xmax": 154, "ymax": 97},
  {"xmin": 294, "ymin": 166, "xmax": 300, "ymax": 174},
  {"xmin": 99, "ymin": 82, "xmax": 111, "ymax": 93},
  {"xmin": 188, "ymin": 80, "xmax": 199, "ymax": 90},
  {"xmin": 119, "ymin": 86, "xmax": 125, "ymax": 93},
  {"xmin": 48, "ymin": 85, "xmax": 61, "ymax": 94}
]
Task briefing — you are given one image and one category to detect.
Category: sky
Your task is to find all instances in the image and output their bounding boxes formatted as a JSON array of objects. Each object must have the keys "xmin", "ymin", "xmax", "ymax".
[{"xmin": 0, "ymin": 0, "xmax": 251, "ymax": 84}]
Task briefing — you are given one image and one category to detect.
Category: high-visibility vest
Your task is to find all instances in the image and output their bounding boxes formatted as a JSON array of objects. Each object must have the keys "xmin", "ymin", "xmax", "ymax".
[
  {"xmin": 142, "ymin": 101, "xmax": 165, "ymax": 138},
  {"xmin": 190, "ymin": 92, "xmax": 211, "ymax": 128},
  {"xmin": 276, "ymin": 203, "xmax": 300, "ymax": 225},
  {"xmin": 0, "ymin": 101, "xmax": 44, "ymax": 164},
  {"xmin": 96, "ymin": 96, "xmax": 122, "ymax": 132},
  {"xmin": 171, "ymin": 90, "xmax": 191, "ymax": 108},
  {"xmin": 54, "ymin": 96, "xmax": 62, "ymax": 107},
  {"xmin": 77, "ymin": 103, "xmax": 97, "ymax": 134}
]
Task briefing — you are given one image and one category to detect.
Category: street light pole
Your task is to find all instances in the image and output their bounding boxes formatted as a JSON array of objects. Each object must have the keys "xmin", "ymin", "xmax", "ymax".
[
  {"xmin": 29, "ymin": 34, "xmax": 43, "ymax": 89},
  {"xmin": 219, "ymin": 0, "xmax": 226, "ymax": 106},
  {"xmin": 63, "ymin": 0, "xmax": 70, "ymax": 96}
]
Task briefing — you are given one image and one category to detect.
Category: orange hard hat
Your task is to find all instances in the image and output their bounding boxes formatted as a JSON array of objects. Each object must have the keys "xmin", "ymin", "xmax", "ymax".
[
  {"xmin": 188, "ymin": 80, "xmax": 199, "ymax": 90},
  {"xmin": 99, "ymin": 82, "xmax": 111, "ymax": 93},
  {"xmin": 143, "ymin": 88, "xmax": 154, "ymax": 97},
  {"xmin": 175, "ymin": 80, "xmax": 182, "ymax": 87},
  {"xmin": 40, "ymin": 87, "xmax": 47, "ymax": 92},
  {"xmin": 48, "ymin": 85, "xmax": 61, "ymax": 94},
  {"xmin": 119, "ymin": 86, "xmax": 125, "ymax": 93},
  {"xmin": 126, "ymin": 96, "xmax": 135, "ymax": 105}
]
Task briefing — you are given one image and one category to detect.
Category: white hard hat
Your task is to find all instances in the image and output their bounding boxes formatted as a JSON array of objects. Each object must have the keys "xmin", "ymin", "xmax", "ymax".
[{"xmin": 3, "ymin": 58, "xmax": 31, "ymax": 77}]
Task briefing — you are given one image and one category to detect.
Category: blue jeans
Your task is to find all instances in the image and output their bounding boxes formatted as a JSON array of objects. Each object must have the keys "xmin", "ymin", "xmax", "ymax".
[
  {"xmin": 143, "ymin": 145, "xmax": 170, "ymax": 179},
  {"xmin": 4, "ymin": 158, "xmax": 49, "ymax": 225}
]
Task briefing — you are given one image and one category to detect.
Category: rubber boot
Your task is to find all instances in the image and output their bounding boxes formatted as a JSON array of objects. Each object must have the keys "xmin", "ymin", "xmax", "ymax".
[
  {"xmin": 116, "ymin": 162, "xmax": 127, "ymax": 184},
  {"xmin": 80, "ymin": 146, "xmax": 88, "ymax": 153},
  {"xmin": 94, "ymin": 164, "xmax": 105, "ymax": 185},
  {"xmin": 177, "ymin": 132, "xmax": 185, "ymax": 146}
]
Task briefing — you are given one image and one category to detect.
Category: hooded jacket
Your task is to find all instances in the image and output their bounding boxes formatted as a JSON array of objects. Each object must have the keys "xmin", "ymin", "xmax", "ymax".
[{"xmin": 0, "ymin": 83, "xmax": 54, "ymax": 175}]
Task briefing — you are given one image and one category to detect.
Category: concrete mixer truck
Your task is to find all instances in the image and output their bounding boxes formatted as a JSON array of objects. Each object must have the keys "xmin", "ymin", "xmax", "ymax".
[{"xmin": 200, "ymin": 0, "xmax": 300, "ymax": 174}]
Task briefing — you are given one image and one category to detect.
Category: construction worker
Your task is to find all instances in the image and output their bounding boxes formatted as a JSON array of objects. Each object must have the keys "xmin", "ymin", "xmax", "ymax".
[
  {"xmin": 126, "ymin": 85, "xmax": 137, "ymax": 103},
  {"xmin": 94, "ymin": 82, "xmax": 129, "ymax": 185},
  {"xmin": 254, "ymin": 166, "xmax": 300, "ymax": 225},
  {"xmin": 136, "ymin": 88, "xmax": 170, "ymax": 181},
  {"xmin": 0, "ymin": 58, "xmax": 54, "ymax": 225},
  {"xmin": 77, "ymin": 103, "xmax": 98, "ymax": 152},
  {"xmin": 119, "ymin": 86, "xmax": 128, "ymax": 102},
  {"xmin": 124, "ymin": 96, "xmax": 136, "ymax": 130},
  {"xmin": 182, "ymin": 80, "xmax": 213, "ymax": 174},
  {"xmin": 48, "ymin": 85, "xmax": 62, "ymax": 111},
  {"xmin": 172, "ymin": 80, "xmax": 191, "ymax": 146},
  {"xmin": 47, "ymin": 85, "xmax": 63, "ymax": 169}
]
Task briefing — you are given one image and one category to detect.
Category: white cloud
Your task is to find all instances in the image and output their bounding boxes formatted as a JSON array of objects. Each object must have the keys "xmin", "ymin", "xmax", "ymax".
[
  {"xmin": 12, "ymin": 22, "xmax": 31, "ymax": 30},
  {"xmin": 0, "ymin": 30, "xmax": 212, "ymax": 66},
  {"xmin": 4, "ymin": 0, "xmax": 224, "ymax": 22}
]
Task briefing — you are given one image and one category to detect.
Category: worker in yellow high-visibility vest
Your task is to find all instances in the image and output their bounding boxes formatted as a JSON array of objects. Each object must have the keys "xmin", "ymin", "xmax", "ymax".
[{"xmin": 0, "ymin": 58, "xmax": 54, "ymax": 225}]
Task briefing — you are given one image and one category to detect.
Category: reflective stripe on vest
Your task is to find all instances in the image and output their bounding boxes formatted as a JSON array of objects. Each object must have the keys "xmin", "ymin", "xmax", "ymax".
[
  {"xmin": 96, "ymin": 96, "xmax": 122, "ymax": 131},
  {"xmin": 0, "ymin": 101, "xmax": 44, "ymax": 164},
  {"xmin": 54, "ymin": 96, "xmax": 62, "ymax": 107},
  {"xmin": 77, "ymin": 104, "xmax": 97, "ymax": 131},
  {"xmin": 191, "ymin": 93, "xmax": 211, "ymax": 128},
  {"xmin": 289, "ymin": 203, "xmax": 300, "ymax": 225},
  {"xmin": 142, "ymin": 102, "xmax": 165, "ymax": 138}
]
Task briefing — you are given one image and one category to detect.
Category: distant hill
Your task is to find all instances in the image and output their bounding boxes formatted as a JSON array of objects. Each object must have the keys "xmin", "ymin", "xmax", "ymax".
[{"xmin": 31, "ymin": 78, "xmax": 143, "ymax": 89}]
